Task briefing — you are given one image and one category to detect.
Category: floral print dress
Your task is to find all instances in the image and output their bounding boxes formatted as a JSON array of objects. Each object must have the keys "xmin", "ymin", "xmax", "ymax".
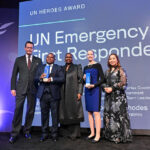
[{"xmin": 103, "ymin": 67, "xmax": 132, "ymax": 143}]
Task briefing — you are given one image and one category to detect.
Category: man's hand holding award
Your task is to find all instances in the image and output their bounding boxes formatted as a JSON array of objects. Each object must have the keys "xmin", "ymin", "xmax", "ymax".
[{"xmin": 42, "ymin": 65, "xmax": 50, "ymax": 82}]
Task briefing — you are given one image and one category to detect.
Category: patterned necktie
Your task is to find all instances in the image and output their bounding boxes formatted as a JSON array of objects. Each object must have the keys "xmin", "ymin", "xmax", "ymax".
[{"xmin": 28, "ymin": 55, "xmax": 31, "ymax": 69}]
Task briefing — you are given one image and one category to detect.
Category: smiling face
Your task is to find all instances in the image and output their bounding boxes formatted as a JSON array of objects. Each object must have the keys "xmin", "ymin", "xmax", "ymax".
[
  {"xmin": 108, "ymin": 54, "xmax": 118, "ymax": 67},
  {"xmin": 46, "ymin": 53, "xmax": 55, "ymax": 64},
  {"xmin": 65, "ymin": 53, "xmax": 73, "ymax": 64},
  {"xmin": 87, "ymin": 50, "xmax": 94, "ymax": 62},
  {"xmin": 24, "ymin": 43, "xmax": 34, "ymax": 55}
]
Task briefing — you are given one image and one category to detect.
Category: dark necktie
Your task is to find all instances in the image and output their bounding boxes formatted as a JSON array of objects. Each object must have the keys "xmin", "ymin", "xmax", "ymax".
[{"xmin": 28, "ymin": 55, "xmax": 31, "ymax": 69}]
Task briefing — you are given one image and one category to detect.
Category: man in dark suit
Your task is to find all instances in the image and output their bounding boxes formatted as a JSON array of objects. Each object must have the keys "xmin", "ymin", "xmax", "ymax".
[
  {"xmin": 35, "ymin": 53, "xmax": 64, "ymax": 142},
  {"xmin": 9, "ymin": 41, "xmax": 42, "ymax": 144}
]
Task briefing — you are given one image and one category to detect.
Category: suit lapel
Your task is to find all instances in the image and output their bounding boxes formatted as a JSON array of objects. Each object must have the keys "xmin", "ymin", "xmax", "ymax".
[
  {"xmin": 42, "ymin": 64, "xmax": 46, "ymax": 73},
  {"xmin": 51, "ymin": 64, "xmax": 56, "ymax": 74},
  {"xmin": 49, "ymin": 64, "xmax": 57, "ymax": 78},
  {"xmin": 23, "ymin": 55, "xmax": 35, "ymax": 70},
  {"xmin": 30, "ymin": 56, "xmax": 35, "ymax": 70},
  {"xmin": 23, "ymin": 55, "xmax": 29, "ymax": 70}
]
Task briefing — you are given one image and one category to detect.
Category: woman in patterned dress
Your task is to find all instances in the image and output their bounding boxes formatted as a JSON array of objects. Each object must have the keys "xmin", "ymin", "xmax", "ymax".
[{"xmin": 103, "ymin": 54, "xmax": 132, "ymax": 143}]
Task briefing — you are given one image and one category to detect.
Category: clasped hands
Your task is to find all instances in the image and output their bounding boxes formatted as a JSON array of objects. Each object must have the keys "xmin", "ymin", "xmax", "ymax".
[
  {"xmin": 104, "ymin": 87, "xmax": 113, "ymax": 93},
  {"xmin": 40, "ymin": 73, "xmax": 51, "ymax": 82}
]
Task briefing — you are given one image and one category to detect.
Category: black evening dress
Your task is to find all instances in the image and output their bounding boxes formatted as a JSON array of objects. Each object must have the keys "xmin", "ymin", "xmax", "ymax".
[
  {"xmin": 103, "ymin": 67, "xmax": 132, "ymax": 143},
  {"xmin": 59, "ymin": 64, "xmax": 84, "ymax": 139}
]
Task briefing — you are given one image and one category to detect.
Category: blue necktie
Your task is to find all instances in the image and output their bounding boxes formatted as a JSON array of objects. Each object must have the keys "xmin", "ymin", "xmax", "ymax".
[
  {"xmin": 47, "ymin": 65, "xmax": 50, "ymax": 77},
  {"xmin": 44, "ymin": 65, "xmax": 50, "ymax": 78}
]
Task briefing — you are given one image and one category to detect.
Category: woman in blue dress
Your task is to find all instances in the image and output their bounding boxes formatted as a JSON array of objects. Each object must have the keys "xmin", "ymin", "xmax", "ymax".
[{"xmin": 83, "ymin": 50, "xmax": 104, "ymax": 143}]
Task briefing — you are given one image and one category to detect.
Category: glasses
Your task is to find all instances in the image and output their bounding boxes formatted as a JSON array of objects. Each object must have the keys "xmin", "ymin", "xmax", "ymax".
[{"xmin": 26, "ymin": 47, "xmax": 33, "ymax": 49}]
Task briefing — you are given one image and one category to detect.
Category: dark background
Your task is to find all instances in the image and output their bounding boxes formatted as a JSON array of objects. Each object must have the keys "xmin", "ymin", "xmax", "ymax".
[{"xmin": 0, "ymin": 0, "xmax": 31, "ymax": 8}]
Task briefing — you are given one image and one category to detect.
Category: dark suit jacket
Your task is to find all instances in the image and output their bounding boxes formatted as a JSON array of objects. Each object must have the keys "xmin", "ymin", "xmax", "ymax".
[
  {"xmin": 35, "ymin": 64, "xmax": 65, "ymax": 100},
  {"xmin": 11, "ymin": 55, "xmax": 42, "ymax": 95}
]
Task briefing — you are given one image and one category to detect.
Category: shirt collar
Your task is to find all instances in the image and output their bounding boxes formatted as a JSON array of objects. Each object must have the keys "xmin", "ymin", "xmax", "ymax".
[
  {"xmin": 46, "ymin": 63, "xmax": 53, "ymax": 67},
  {"xmin": 26, "ymin": 54, "xmax": 32, "ymax": 58}
]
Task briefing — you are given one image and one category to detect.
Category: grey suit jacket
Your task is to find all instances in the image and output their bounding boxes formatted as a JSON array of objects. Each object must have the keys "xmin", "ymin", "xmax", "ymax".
[{"xmin": 11, "ymin": 55, "xmax": 42, "ymax": 95}]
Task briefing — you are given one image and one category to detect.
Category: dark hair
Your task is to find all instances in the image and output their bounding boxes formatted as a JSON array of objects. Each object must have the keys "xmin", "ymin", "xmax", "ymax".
[
  {"xmin": 65, "ymin": 53, "xmax": 73, "ymax": 58},
  {"xmin": 25, "ymin": 41, "xmax": 34, "ymax": 47},
  {"xmin": 48, "ymin": 53, "xmax": 55, "ymax": 59},
  {"xmin": 107, "ymin": 53, "xmax": 121, "ymax": 69}
]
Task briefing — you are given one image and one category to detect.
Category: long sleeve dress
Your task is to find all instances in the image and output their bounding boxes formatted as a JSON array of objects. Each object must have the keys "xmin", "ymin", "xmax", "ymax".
[
  {"xmin": 103, "ymin": 67, "xmax": 132, "ymax": 143},
  {"xmin": 84, "ymin": 63, "xmax": 104, "ymax": 112},
  {"xmin": 59, "ymin": 63, "xmax": 84, "ymax": 139}
]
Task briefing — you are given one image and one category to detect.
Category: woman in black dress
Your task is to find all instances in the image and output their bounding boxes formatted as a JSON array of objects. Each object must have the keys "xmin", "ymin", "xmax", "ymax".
[
  {"xmin": 59, "ymin": 53, "xmax": 84, "ymax": 140},
  {"xmin": 103, "ymin": 54, "xmax": 132, "ymax": 143}
]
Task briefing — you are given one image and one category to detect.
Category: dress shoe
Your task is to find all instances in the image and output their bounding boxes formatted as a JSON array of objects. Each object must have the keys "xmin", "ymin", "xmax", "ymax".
[
  {"xmin": 91, "ymin": 138, "xmax": 100, "ymax": 143},
  {"xmin": 25, "ymin": 133, "xmax": 31, "ymax": 139},
  {"xmin": 114, "ymin": 138, "xmax": 120, "ymax": 144},
  {"xmin": 85, "ymin": 135, "xmax": 95, "ymax": 140},
  {"xmin": 52, "ymin": 137, "xmax": 58, "ymax": 142},
  {"xmin": 9, "ymin": 136, "xmax": 17, "ymax": 144},
  {"xmin": 40, "ymin": 136, "xmax": 48, "ymax": 142},
  {"xmin": 70, "ymin": 136, "xmax": 76, "ymax": 141}
]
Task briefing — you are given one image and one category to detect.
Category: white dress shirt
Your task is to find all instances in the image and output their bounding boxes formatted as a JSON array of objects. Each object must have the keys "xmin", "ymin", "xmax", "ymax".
[{"xmin": 26, "ymin": 54, "xmax": 32, "ymax": 64}]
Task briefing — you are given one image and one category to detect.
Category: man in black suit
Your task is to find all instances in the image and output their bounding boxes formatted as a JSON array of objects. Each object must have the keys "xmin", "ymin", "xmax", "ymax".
[
  {"xmin": 9, "ymin": 41, "xmax": 42, "ymax": 144},
  {"xmin": 35, "ymin": 53, "xmax": 64, "ymax": 142}
]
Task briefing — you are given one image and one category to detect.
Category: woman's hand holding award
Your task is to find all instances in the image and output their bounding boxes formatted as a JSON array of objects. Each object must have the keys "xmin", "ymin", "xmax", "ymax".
[{"xmin": 85, "ymin": 73, "xmax": 90, "ymax": 88}]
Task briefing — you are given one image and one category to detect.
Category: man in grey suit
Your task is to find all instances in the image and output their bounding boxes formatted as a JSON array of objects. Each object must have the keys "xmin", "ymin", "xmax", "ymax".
[{"xmin": 9, "ymin": 41, "xmax": 42, "ymax": 144}]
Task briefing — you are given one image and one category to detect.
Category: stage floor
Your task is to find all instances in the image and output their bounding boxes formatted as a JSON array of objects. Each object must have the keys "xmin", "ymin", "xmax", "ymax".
[{"xmin": 0, "ymin": 132, "xmax": 149, "ymax": 150}]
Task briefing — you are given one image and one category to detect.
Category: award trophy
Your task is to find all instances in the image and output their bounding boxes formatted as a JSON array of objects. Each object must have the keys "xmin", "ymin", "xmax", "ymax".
[
  {"xmin": 85, "ymin": 73, "xmax": 90, "ymax": 87},
  {"xmin": 43, "ymin": 65, "xmax": 50, "ymax": 82}
]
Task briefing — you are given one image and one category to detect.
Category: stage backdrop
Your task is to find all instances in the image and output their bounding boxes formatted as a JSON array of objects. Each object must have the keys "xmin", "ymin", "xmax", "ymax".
[
  {"xmin": 0, "ymin": 8, "xmax": 18, "ymax": 132},
  {"xmin": 18, "ymin": 0, "xmax": 150, "ymax": 129}
]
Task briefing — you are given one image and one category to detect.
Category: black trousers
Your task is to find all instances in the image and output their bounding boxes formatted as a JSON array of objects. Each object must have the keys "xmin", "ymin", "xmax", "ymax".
[
  {"xmin": 11, "ymin": 91, "xmax": 36, "ymax": 137},
  {"xmin": 40, "ymin": 92, "xmax": 58, "ymax": 138}
]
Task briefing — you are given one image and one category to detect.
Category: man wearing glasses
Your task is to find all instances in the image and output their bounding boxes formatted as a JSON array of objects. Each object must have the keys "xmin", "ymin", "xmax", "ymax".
[{"xmin": 9, "ymin": 41, "xmax": 42, "ymax": 144}]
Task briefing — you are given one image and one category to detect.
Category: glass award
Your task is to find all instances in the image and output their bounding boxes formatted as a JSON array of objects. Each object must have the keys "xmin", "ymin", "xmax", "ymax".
[
  {"xmin": 43, "ymin": 65, "xmax": 50, "ymax": 82},
  {"xmin": 86, "ymin": 73, "xmax": 90, "ymax": 86}
]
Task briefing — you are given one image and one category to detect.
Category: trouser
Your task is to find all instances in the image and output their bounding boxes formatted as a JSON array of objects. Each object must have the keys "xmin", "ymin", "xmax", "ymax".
[
  {"xmin": 40, "ymin": 92, "xmax": 58, "ymax": 138},
  {"xmin": 11, "ymin": 92, "xmax": 36, "ymax": 137}
]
